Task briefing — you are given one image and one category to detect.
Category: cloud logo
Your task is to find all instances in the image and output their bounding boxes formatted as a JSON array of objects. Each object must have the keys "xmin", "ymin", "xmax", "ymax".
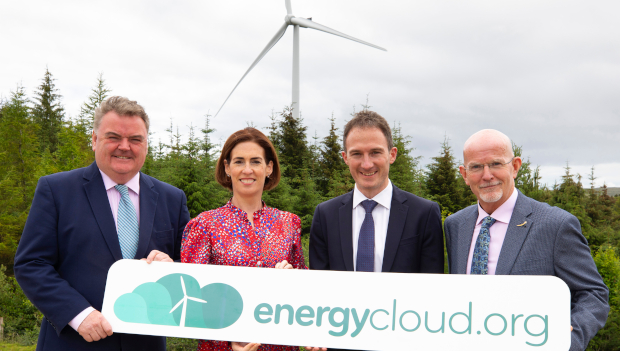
[{"xmin": 114, "ymin": 273, "xmax": 243, "ymax": 329}]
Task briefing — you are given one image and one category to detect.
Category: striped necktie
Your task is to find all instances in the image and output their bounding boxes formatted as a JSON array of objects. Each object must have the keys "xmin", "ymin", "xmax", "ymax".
[
  {"xmin": 470, "ymin": 216, "xmax": 496, "ymax": 275},
  {"xmin": 114, "ymin": 184, "xmax": 139, "ymax": 259}
]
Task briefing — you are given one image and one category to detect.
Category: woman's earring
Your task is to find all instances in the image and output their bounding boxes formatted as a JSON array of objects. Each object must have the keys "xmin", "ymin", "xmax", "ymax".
[
  {"xmin": 267, "ymin": 174, "xmax": 270, "ymax": 178},
  {"xmin": 227, "ymin": 174, "xmax": 231, "ymax": 177}
]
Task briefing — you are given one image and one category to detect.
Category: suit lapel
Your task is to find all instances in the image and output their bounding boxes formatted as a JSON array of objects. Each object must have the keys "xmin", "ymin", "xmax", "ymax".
[
  {"xmin": 83, "ymin": 163, "xmax": 123, "ymax": 261},
  {"xmin": 339, "ymin": 192, "xmax": 354, "ymax": 271},
  {"xmin": 134, "ymin": 173, "xmax": 159, "ymax": 259},
  {"xmin": 495, "ymin": 191, "xmax": 534, "ymax": 275},
  {"xmin": 456, "ymin": 206, "xmax": 478, "ymax": 274},
  {"xmin": 382, "ymin": 186, "xmax": 408, "ymax": 272}
]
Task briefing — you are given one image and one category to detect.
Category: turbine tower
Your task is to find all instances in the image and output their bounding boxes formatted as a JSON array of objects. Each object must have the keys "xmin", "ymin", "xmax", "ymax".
[
  {"xmin": 169, "ymin": 276, "xmax": 207, "ymax": 327},
  {"xmin": 215, "ymin": 0, "xmax": 386, "ymax": 119}
]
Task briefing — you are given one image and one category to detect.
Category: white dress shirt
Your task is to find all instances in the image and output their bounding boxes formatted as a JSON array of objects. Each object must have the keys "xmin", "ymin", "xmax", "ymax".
[
  {"xmin": 68, "ymin": 171, "xmax": 141, "ymax": 331},
  {"xmin": 352, "ymin": 180, "xmax": 393, "ymax": 272}
]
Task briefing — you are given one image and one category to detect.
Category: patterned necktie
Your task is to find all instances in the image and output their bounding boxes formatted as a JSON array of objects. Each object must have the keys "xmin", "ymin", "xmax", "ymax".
[
  {"xmin": 115, "ymin": 184, "xmax": 139, "ymax": 259},
  {"xmin": 470, "ymin": 216, "xmax": 497, "ymax": 275},
  {"xmin": 356, "ymin": 199, "xmax": 378, "ymax": 272}
]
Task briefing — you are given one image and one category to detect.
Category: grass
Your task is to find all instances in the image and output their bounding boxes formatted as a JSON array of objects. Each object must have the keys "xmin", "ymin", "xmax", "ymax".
[
  {"xmin": 0, "ymin": 337, "xmax": 197, "ymax": 351},
  {"xmin": 166, "ymin": 337, "xmax": 198, "ymax": 351},
  {"xmin": 0, "ymin": 343, "xmax": 36, "ymax": 351}
]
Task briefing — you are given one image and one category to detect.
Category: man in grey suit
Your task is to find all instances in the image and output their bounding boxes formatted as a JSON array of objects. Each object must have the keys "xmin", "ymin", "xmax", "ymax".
[{"xmin": 444, "ymin": 129, "xmax": 608, "ymax": 351}]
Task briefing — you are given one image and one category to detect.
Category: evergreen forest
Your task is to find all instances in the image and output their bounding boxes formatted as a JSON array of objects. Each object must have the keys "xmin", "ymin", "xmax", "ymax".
[{"xmin": 1, "ymin": 70, "xmax": 619, "ymax": 350}]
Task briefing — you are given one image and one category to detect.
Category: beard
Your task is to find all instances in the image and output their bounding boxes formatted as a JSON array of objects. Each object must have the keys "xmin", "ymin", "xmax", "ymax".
[{"xmin": 478, "ymin": 181, "xmax": 503, "ymax": 203}]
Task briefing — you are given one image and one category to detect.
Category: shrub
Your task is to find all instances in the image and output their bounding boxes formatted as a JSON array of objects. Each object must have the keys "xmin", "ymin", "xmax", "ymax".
[{"xmin": 0, "ymin": 265, "xmax": 42, "ymax": 345}]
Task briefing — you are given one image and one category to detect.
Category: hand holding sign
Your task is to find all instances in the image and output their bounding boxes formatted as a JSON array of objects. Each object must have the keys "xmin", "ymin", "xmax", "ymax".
[
  {"xmin": 274, "ymin": 260, "xmax": 293, "ymax": 269},
  {"xmin": 142, "ymin": 249, "xmax": 173, "ymax": 264},
  {"xmin": 231, "ymin": 260, "xmax": 292, "ymax": 347},
  {"xmin": 78, "ymin": 310, "xmax": 113, "ymax": 342}
]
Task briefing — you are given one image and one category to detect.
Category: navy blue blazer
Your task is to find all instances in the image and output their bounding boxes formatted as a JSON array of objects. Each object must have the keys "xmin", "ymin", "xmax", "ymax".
[
  {"xmin": 14, "ymin": 162, "xmax": 190, "ymax": 351},
  {"xmin": 445, "ymin": 190, "xmax": 609, "ymax": 351},
  {"xmin": 309, "ymin": 184, "xmax": 444, "ymax": 274}
]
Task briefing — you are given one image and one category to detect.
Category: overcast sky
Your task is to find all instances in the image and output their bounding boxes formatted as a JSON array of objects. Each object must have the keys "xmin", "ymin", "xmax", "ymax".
[{"xmin": 2, "ymin": 0, "xmax": 619, "ymax": 187}]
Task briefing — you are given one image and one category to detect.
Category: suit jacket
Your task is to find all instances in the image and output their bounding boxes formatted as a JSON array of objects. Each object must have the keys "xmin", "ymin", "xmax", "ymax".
[
  {"xmin": 309, "ymin": 184, "xmax": 444, "ymax": 273},
  {"xmin": 14, "ymin": 162, "xmax": 190, "ymax": 351},
  {"xmin": 444, "ymin": 190, "xmax": 609, "ymax": 351}
]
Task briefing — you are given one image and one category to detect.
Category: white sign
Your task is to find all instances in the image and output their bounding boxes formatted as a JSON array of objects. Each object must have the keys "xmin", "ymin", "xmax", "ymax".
[{"xmin": 102, "ymin": 260, "xmax": 571, "ymax": 350}]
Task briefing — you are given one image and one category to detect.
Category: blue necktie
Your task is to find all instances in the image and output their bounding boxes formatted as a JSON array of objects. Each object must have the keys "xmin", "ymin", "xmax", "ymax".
[
  {"xmin": 115, "ymin": 184, "xmax": 139, "ymax": 259},
  {"xmin": 356, "ymin": 199, "xmax": 378, "ymax": 272},
  {"xmin": 470, "ymin": 216, "xmax": 497, "ymax": 275}
]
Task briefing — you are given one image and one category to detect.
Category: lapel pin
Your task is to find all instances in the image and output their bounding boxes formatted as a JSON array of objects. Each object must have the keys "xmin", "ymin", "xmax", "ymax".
[{"xmin": 517, "ymin": 221, "xmax": 527, "ymax": 227}]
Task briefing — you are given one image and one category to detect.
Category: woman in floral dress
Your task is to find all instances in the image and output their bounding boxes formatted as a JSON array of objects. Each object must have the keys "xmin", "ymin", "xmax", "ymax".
[{"xmin": 181, "ymin": 127, "xmax": 306, "ymax": 351}]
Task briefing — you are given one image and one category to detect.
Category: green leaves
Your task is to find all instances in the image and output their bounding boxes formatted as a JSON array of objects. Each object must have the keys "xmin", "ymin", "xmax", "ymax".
[{"xmin": 0, "ymin": 265, "xmax": 43, "ymax": 344}]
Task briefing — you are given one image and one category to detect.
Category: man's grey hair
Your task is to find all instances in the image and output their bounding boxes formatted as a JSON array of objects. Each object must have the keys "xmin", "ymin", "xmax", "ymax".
[{"xmin": 93, "ymin": 96, "xmax": 149, "ymax": 133}]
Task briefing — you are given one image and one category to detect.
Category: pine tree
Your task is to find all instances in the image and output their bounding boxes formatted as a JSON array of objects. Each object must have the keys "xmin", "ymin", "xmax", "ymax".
[
  {"xmin": 200, "ymin": 113, "xmax": 217, "ymax": 164},
  {"xmin": 318, "ymin": 115, "xmax": 347, "ymax": 196},
  {"xmin": 326, "ymin": 168, "xmax": 354, "ymax": 198},
  {"xmin": 308, "ymin": 131, "xmax": 322, "ymax": 184},
  {"xmin": 551, "ymin": 163, "xmax": 586, "ymax": 212},
  {"xmin": 262, "ymin": 165, "xmax": 296, "ymax": 213},
  {"xmin": 292, "ymin": 169, "xmax": 323, "ymax": 234},
  {"xmin": 51, "ymin": 120, "xmax": 95, "ymax": 172},
  {"xmin": 179, "ymin": 124, "xmax": 210, "ymax": 217},
  {"xmin": 267, "ymin": 109, "xmax": 281, "ymax": 153},
  {"xmin": 513, "ymin": 143, "xmax": 546, "ymax": 201},
  {"xmin": 32, "ymin": 68, "xmax": 65, "ymax": 153},
  {"xmin": 389, "ymin": 123, "xmax": 424, "ymax": 196},
  {"xmin": 588, "ymin": 166, "xmax": 597, "ymax": 200},
  {"xmin": 589, "ymin": 246, "xmax": 620, "ymax": 350},
  {"xmin": 142, "ymin": 116, "xmax": 229, "ymax": 217},
  {"xmin": 425, "ymin": 137, "xmax": 465, "ymax": 214},
  {"xmin": 275, "ymin": 106, "xmax": 311, "ymax": 185},
  {"xmin": 0, "ymin": 87, "xmax": 40, "ymax": 267},
  {"xmin": 76, "ymin": 73, "xmax": 111, "ymax": 146}
]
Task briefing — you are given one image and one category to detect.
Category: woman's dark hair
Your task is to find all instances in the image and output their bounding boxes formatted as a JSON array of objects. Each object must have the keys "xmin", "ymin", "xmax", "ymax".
[{"xmin": 216, "ymin": 127, "xmax": 281, "ymax": 191}]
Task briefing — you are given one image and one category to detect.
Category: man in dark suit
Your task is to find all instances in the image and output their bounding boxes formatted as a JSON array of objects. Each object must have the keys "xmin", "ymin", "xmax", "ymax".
[
  {"xmin": 307, "ymin": 111, "xmax": 443, "ymax": 351},
  {"xmin": 14, "ymin": 96, "xmax": 190, "ymax": 351},
  {"xmin": 444, "ymin": 129, "xmax": 608, "ymax": 351},
  {"xmin": 309, "ymin": 110, "xmax": 443, "ymax": 274}
]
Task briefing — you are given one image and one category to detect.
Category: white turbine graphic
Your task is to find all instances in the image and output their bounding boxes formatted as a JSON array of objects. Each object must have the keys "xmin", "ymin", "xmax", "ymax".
[
  {"xmin": 215, "ymin": 0, "xmax": 387, "ymax": 119},
  {"xmin": 169, "ymin": 276, "xmax": 207, "ymax": 327}
]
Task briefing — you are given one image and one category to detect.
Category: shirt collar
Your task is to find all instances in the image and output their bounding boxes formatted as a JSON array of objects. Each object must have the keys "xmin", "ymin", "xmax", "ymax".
[
  {"xmin": 100, "ymin": 170, "xmax": 141, "ymax": 195},
  {"xmin": 476, "ymin": 187, "xmax": 518, "ymax": 225},
  {"xmin": 353, "ymin": 180, "xmax": 393, "ymax": 210}
]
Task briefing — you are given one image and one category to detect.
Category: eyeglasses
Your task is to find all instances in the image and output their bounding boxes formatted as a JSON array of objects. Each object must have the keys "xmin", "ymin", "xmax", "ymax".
[{"xmin": 465, "ymin": 157, "xmax": 514, "ymax": 174}]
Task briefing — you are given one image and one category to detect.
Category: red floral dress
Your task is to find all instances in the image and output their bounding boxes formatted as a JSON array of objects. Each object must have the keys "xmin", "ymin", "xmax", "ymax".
[{"xmin": 181, "ymin": 200, "xmax": 306, "ymax": 351}]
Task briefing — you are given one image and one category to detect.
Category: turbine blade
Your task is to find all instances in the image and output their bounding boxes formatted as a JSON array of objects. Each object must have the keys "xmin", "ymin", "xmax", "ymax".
[
  {"xmin": 290, "ymin": 17, "xmax": 386, "ymax": 52},
  {"xmin": 214, "ymin": 22, "xmax": 289, "ymax": 117},
  {"xmin": 169, "ymin": 298, "xmax": 184, "ymax": 313},
  {"xmin": 188, "ymin": 296, "xmax": 207, "ymax": 303},
  {"xmin": 285, "ymin": 0, "xmax": 292, "ymax": 15},
  {"xmin": 180, "ymin": 276, "xmax": 186, "ymax": 296}
]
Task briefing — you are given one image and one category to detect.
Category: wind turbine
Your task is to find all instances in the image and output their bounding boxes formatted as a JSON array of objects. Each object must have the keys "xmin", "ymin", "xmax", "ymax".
[
  {"xmin": 215, "ymin": 0, "xmax": 387, "ymax": 119},
  {"xmin": 169, "ymin": 276, "xmax": 207, "ymax": 327}
]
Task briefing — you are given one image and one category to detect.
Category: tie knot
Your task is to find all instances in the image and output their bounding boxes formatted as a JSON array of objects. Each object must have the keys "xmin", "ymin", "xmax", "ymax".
[
  {"xmin": 482, "ymin": 216, "xmax": 496, "ymax": 229},
  {"xmin": 361, "ymin": 199, "xmax": 378, "ymax": 214},
  {"xmin": 115, "ymin": 184, "xmax": 129, "ymax": 197}
]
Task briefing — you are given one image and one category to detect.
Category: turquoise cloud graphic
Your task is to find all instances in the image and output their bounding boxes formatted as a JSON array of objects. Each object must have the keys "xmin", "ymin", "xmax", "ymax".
[{"xmin": 114, "ymin": 273, "xmax": 243, "ymax": 329}]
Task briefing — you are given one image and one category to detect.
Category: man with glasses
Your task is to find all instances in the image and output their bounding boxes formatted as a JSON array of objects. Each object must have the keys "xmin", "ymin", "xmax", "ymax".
[{"xmin": 444, "ymin": 129, "xmax": 608, "ymax": 351}]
